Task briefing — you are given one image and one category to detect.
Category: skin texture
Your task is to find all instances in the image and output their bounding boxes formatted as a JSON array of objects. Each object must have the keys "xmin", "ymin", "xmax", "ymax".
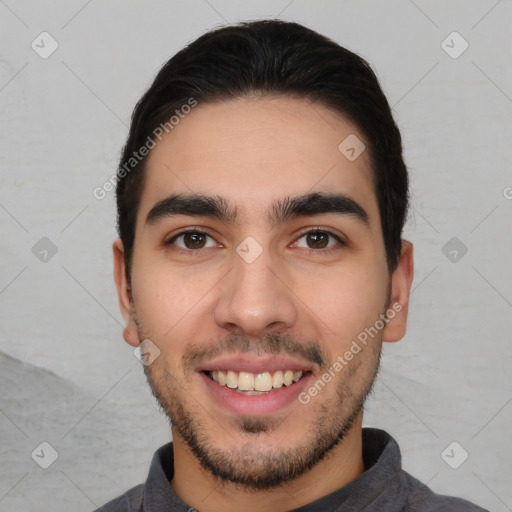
[{"xmin": 113, "ymin": 95, "xmax": 414, "ymax": 512}]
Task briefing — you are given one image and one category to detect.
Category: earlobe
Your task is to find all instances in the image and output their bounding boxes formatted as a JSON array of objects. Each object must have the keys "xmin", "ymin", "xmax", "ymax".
[
  {"xmin": 113, "ymin": 239, "xmax": 140, "ymax": 348},
  {"xmin": 382, "ymin": 240, "xmax": 414, "ymax": 343}
]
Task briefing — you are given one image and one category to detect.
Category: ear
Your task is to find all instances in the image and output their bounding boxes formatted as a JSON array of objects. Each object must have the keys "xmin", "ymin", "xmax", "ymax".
[
  {"xmin": 113, "ymin": 238, "xmax": 141, "ymax": 347},
  {"xmin": 382, "ymin": 239, "xmax": 414, "ymax": 343}
]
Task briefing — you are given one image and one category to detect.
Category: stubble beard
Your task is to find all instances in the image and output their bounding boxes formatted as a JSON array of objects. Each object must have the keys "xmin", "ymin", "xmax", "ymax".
[{"xmin": 142, "ymin": 335, "xmax": 382, "ymax": 491}]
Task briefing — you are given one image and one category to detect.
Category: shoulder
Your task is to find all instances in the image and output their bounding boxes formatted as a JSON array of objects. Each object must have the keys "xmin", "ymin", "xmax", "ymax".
[
  {"xmin": 93, "ymin": 483, "xmax": 144, "ymax": 512},
  {"xmin": 402, "ymin": 471, "xmax": 489, "ymax": 512}
]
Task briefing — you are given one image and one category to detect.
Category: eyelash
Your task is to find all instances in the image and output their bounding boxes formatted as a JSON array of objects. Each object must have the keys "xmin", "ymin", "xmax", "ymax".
[{"xmin": 164, "ymin": 226, "xmax": 346, "ymax": 256}]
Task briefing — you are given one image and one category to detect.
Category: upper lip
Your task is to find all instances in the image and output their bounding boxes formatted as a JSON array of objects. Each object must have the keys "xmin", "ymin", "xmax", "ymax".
[{"xmin": 197, "ymin": 355, "xmax": 315, "ymax": 374}]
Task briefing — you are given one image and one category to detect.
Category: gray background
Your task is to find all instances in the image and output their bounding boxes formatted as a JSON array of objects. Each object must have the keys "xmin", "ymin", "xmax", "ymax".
[{"xmin": 1, "ymin": 1, "xmax": 511, "ymax": 511}]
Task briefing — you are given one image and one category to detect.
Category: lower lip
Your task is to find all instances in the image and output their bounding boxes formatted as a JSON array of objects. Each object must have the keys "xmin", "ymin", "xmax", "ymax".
[{"xmin": 200, "ymin": 372, "xmax": 312, "ymax": 416}]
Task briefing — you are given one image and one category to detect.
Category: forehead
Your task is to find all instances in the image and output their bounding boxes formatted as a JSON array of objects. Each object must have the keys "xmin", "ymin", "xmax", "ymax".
[{"xmin": 138, "ymin": 95, "xmax": 379, "ymax": 228}]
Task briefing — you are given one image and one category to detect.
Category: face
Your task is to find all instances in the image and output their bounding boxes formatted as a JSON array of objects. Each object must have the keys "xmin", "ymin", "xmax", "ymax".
[{"xmin": 114, "ymin": 95, "xmax": 413, "ymax": 489}]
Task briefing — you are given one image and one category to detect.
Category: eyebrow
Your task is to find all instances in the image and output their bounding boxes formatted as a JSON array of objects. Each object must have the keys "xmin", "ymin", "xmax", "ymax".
[{"xmin": 145, "ymin": 192, "xmax": 370, "ymax": 229}]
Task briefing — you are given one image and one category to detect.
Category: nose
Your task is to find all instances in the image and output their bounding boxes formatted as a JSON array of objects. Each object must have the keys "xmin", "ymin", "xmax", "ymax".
[{"xmin": 213, "ymin": 245, "xmax": 298, "ymax": 338}]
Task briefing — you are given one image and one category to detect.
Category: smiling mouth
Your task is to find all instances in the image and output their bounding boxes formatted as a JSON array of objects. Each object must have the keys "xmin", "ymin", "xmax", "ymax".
[{"xmin": 204, "ymin": 369, "xmax": 310, "ymax": 394}]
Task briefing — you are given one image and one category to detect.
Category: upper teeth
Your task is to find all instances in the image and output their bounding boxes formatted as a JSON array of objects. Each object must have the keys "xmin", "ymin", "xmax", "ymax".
[{"xmin": 210, "ymin": 370, "xmax": 303, "ymax": 391}]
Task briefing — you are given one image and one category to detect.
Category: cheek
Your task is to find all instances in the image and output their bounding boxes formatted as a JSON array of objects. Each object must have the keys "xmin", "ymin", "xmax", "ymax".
[
  {"xmin": 130, "ymin": 260, "xmax": 213, "ymax": 346},
  {"xmin": 307, "ymin": 266, "xmax": 388, "ymax": 344}
]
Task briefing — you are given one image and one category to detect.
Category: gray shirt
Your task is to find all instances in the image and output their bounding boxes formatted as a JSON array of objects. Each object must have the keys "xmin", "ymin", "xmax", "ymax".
[{"xmin": 94, "ymin": 428, "xmax": 489, "ymax": 511}]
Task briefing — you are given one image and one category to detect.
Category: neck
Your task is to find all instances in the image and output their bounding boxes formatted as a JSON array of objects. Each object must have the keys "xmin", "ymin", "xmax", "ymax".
[{"xmin": 170, "ymin": 412, "xmax": 365, "ymax": 512}]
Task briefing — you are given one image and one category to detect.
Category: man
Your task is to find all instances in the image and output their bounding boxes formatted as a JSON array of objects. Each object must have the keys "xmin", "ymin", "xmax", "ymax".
[{"xmin": 97, "ymin": 19, "xmax": 487, "ymax": 512}]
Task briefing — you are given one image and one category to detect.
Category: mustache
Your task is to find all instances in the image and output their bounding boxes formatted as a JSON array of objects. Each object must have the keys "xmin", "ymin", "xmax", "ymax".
[{"xmin": 182, "ymin": 332, "xmax": 329, "ymax": 371}]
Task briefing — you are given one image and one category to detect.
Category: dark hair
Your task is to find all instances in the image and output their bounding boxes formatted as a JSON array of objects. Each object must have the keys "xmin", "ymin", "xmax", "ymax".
[{"xmin": 116, "ymin": 19, "xmax": 409, "ymax": 280}]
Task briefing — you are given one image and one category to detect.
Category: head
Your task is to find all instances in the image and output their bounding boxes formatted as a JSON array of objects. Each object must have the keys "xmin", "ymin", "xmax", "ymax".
[{"xmin": 113, "ymin": 20, "xmax": 413, "ymax": 489}]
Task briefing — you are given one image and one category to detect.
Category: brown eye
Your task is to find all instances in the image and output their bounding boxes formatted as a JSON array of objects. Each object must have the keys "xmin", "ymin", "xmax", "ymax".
[
  {"xmin": 167, "ymin": 231, "xmax": 216, "ymax": 250},
  {"xmin": 182, "ymin": 232, "xmax": 207, "ymax": 249},
  {"xmin": 295, "ymin": 230, "xmax": 342, "ymax": 251},
  {"xmin": 306, "ymin": 232, "xmax": 329, "ymax": 249}
]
